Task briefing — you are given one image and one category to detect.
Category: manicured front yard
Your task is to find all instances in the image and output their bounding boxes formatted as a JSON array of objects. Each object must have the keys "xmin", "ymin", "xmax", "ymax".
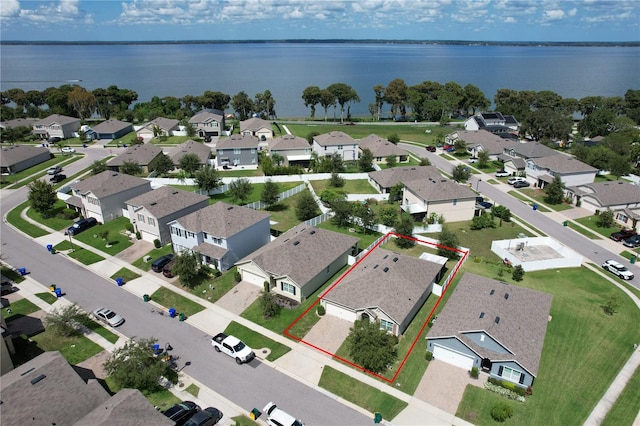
[
  {"xmin": 132, "ymin": 244, "xmax": 174, "ymax": 271},
  {"xmin": 73, "ymin": 216, "xmax": 133, "ymax": 256},
  {"xmin": 1, "ymin": 297, "xmax": 40, "ymax": 322},
  {"xmin": 6, "ymin": 201, "xmax": 49, "ymax": 238},
  {"xmin": 26, "ymin": 199, "xmax": 77, "ymax": 231},
  {"xmin": 310, "ymin": 179, "xmax": 377, "ymax": 195},
  {"xmin": 574, "ymin": 215, "xmax": 618, "ymax": 240},
  {"xmin": 30, "ymin": 329, "xmax": 104, "ymax": 365},
  {"xmin": 223, "ymin": 321, "xmax": 291, "ymax": 361},
  {"xmin": 150, "ymin": 287, "xmax": 205, "ymax": 317},
  {"xmin": 54, "ymin": 240, "xmax": 105, "ymax": 265},
  {"xmin": 210, "ymin": 181, "xmax": 302, "ymax": 205}
]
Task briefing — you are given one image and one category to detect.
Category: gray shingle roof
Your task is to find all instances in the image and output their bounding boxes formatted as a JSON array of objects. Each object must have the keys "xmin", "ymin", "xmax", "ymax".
[
  {"xmin": 216, "ymin": 134, "xmax": 259, "ymax": 149},
  {"xmin": 404, "ymin": 177, "xmax": 477, "ymax": 202},
  {"xmin": 368, "ymin": 165, "xmax": 442, "ymax": 189},
  {"xmin": 174, "ymin": 202, "xmax": 269, "ymax": 237},
  {"xmin": 530, "ymin": 154, "xmax": 597, "ymax": 174},
  {"xmin": 0, "ymin": 144, "xmax": 50, "ymax": 167},
  {"xmin": 240, "ymin": 117, "xmax": 272, "ymax": 132},
  {"xmin": 71, "ymin": 170, "xmax": 150, "ymax": 198},
  {"xmin": 323, "ymin": 248, "xmax": 444, "ymax": 324},
  {"xmin": 358, "ymin": 134, "xmax": 408, "ymax": 158},
  {"xmin": 313, "ymin": 131, "xmax": 356, "ymax": 147},
  {"xmin": 504, "ymin": 141, "xmax": 557, "ymax": 159},
  {"xmin": 239, "ymin": 224, "xmax": 359, "ymax": 288},
  {"xmin": 449, "ymin": 130, "xmax": 518, "ymax": 155},
  {"xmin": 427, "ymin": 273, "xmax": 552, "ymax": 375},
  {"xmin": 33, "ymin": 114, "xmax": 80, "ymax": 126},
  {"xmin": 107, "ymin": 143, "xmax": 163, "ymax": 166},
  {"xmin": 91, "ymin": 119, "xmax": 132, "ymax": 134},
  {"xmin": 125, "ymin": 186, "xmax": 208, "ymax": 219},
  {"xmin": 567, "ymin": 180, "xmax": 640, "ymax": 207},
  {"xmin": 0, "ymin": 351, "xmax": 111, "ymax": 425},
  {"xmin": 270, "ymin": 134, "xmax": 310, "ymax": 150},
  {"xmin": 168, "ymin": 139, "xmax": 212, "ymax": 165},
  {"xmin": 188, "ymin": 109, "xmax": 224, "ymax": 124},
  {"xmin": 0, "ymin": 118, "xmax": 38, "ymax": 129},
  {"xmin": 146, "ymin": 117, "xmax": 180, "ymax": 131}
]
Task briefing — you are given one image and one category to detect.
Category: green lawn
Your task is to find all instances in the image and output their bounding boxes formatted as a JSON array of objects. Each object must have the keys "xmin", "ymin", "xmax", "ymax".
[
  {"xmin": 35, "ymin": 292, "xmax": 58, "ymax": 304},
  {"xmin": 519, "ymin": 188, "xmax": 573, "ymax": 212},
  {"xmin": 5, "ymin": 154, "xmax": 80, "ymax": 189},
  {"xmin": 232, "ymin": 416, "xmax": 259, "ymax": 426},
  {"xmin": 189, "ymin": 266, "xmax": 240, "ymax": 304},
  {"xmin": 317, "ymin": 220, "xmax": 382, "ymax": 251},
  {"xmin": 6, "ymin": 201, "xmax": 49, "ymax": 238},
  {"xmin": 262, "ymin": 189, "xmax": 311, "ymax": 233},
  {"xmin": 310, "ymin": 179, "xmax": 377, "ymax": 195},
  {"xmin": 132, "ymin": 244, "xmax": 174, "ymax": 271},
  {"xmin": 26, "ymin": 199, "xmax": 78, "ymax": 231},
  {"xmin": 506, "ymin": 190, "xmax": 552, "ymax": 212},
  {"xmin": 223, "ymin": 321, "xmax": 291, "ymax": 361},
  {"xmin": 601, "ymin": 364, "xmax": 640, "ymax": 426},
  {"xmin": 456, "ymin": 266, "xmax": 640, "ymax": 425},
  {"xmin": 1, "ymin": 298, "xmax": 40, "ymax": 322},
  {"xmin": 150, "ymin": 287, "xmax": 205, "ymax": 317},
  {"xmin": 285, "ymin": 123, "xmax": 450, "ymax": 145},
  {"xmin": 73, "ymin": 217, "xmax": 133, "ymax": 256},
  {"xmin": 1, "ymin": 266, "xmax": 26, "ymax": 283},
  {"xmin": 54, "ymin": 240, "xmax": 105, "ymax": 264},
  {"xmin": 104, "ymin": 375, "xmax": 181, "ymax": 412},
  {"xmin": 185, "ymin": 383, "xmax": 199, "ymax": 397},
  {"xmin": 82, "ymin": 319, "xmax": 120, "ymax": 344},
  {"xmin": 110, "ymin": 267, "xmax": 141, "ymax": 283},
  {"xmin": 574, "ymin": 215, "xmax": 618, "ymax": 240},
  {"xmin": 31, "ymin": 329, "xmax": 104, "ymax": 365},
  {"xmin": 318, "ymin": 366, "xmax": 408, "ymax": 421},
  {"xmin": 210, "ymin": 181, "xmax": 301, "ymax": 205}
]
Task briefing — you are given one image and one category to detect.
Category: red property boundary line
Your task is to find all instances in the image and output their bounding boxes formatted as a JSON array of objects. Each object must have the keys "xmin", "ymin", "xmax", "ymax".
[{"xmin": 283, "ymin": 231, "xmax": 468, "ymax": 383}]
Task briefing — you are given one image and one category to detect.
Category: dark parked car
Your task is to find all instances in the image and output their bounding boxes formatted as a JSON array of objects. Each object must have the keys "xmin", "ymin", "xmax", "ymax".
[
  {"xmin": 65, "ymin": 217, "xmax": 97, "ymax": 236},
  {"xmin": 163, "ymin": 259, "xmax": 177, "ymax": 278},
  {"xmin": 623, "ymin": 235, "xmax": 640, "ymax": 248},
  {"xmin": 163, "ymin": 401, "xmax": 201, "ymax": 426},
  {"xmin": 425, "ymin": 145, "xmax": 436, "ymax": 152},
  {"xmin": 50, "ymin": 173, "xmax": 66, "ymax": 183},
  {"xmin": 513, "ymin": 180, "xmax": 531, "ymax": 188},
  {"xmin": 184, "ymin": 407, "xmax": 223, "ymax": 426},
  {"xmin": 611, "ymin": 228, "xmax": 636, "ymax": 242},
  {"xmin": 151, "ymin": 254, "xmax": 175, "ymax": 273}
]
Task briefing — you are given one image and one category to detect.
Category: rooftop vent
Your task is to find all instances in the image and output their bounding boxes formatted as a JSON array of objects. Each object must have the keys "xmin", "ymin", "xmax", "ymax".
[
  {"xmin": 310, "ymin": 230, "xmax": 316, "ymax": 235},
  {"xmin": 373, "ymin": 264, "xmax": 379, "ymax": 269},
  {"xmin": 30, "ymin": 374, "xmax": 46, "ymax": 385},
  {"xmin": 383, "ymin": 267, "xmax": 389, "ymax": 273},
  {"xmin": 172, "ymin": 191, "xmax": 179, "ymax": 195},
  {"xmin": 490, "ymin": 289, "xmax": 495, "ymax": 295},
  {"xmin": 504, "ymin": 293, "xmax": 510, "ymax": 300},
  {"xmin": 227, "ymin": 206, "xmax": 233, "ymax": 210},
  {"xmin": 495, "ymin": 316, "xmax": 501, "ymax": 324},
  {"xmin": 383, "ymin": 254, "xmax": 389, "ymax": 259},
  {"xmin": 20, "ymin": 367, "xmax": 35, "ymax": 377},
  {"xmin": 150, "ymin": 202, "xmax": 157, "ymax": 206},
  {"xmin": 479, "ymin": 312, "xmax": 485, "ymax": 318},
  {"xmin": 293, "ymin": 241, "xmax": 300, "ymax": 246},
  {"xmin": 393, "ymin": 257, "xmax": 399, "ymax": 262}
]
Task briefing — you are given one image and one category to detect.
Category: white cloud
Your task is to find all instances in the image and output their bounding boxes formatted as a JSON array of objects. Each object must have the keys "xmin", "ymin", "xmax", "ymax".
[
  {"xmin": 504, "ymin": 16, "xmax": 517, "ymax": 23},
  {"xmin": 543, "ymin": 9, "xmax": 565, "ymax": 21},
  {"xmin": 568, "ymin": 8, "xmax": 577, "ymax": 17},
  {"xmin": 7, "ymin": 0, "xmax": 93, "ymax": 25},
  {"xmin": 0, "ymin": 0, "xmax": 21, "ymax": 19}
]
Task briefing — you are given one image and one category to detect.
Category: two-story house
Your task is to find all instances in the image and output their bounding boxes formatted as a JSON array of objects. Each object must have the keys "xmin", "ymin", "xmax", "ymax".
[
  {"xmin": 402, "ymin": 177, "xmax": 477, "ymax": 223},
  {"xmin": 464, "ymin": 112, "xmax": 520, "ymax": 135},
  {"xmin": 188, "ymin": 109, "xmax": 225, "ymax": 139},
  {"xmin": 168, "ymin": 202, "xmax": 271, "ymax": 271},
  {"xmin": 125, "ymin": 186, "xmax": 209, "ymax": 243},
  {"xmin": 215, "ymin": 134, "xmax": 259, "ymax": 169},
  {"xmin": 312, "ymin": 131, "xmax": 358, "ymax": 162},
  {"xmin": 358, "ymin": 134, "xmax": 408, "ymax": 164},
  {"xmin": 269, "ymin": 135, "xmax": 312, "ymax": 168},
  {"xmin": 66, "ymin": 171, "xmax": 152, "ymax": 223},
  {"xmin": 32, "ymin": 114, "xmax": 80, "ymax": 141},
  {"xmin": 240, "ymin": 117, "xmax": 273, "ymax": 142}
]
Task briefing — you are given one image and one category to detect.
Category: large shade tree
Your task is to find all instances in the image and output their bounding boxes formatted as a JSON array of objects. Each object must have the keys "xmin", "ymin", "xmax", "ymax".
[{"xmin": 327, "ymin": 83, "xmax": 360, "ymax": 123}]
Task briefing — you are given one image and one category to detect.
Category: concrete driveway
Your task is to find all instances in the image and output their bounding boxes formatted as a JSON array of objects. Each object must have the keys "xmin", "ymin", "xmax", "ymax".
[
  {"xmin": 303, "ymin": 314, "xmax": 352, "ymax": 355},
  {"xmin": 414, "ymin": 359, "xmax": 484, "ymax": 415},
  {"xmin": 215, "ymin": 281, "xmax": 261, "ymax": 315}
]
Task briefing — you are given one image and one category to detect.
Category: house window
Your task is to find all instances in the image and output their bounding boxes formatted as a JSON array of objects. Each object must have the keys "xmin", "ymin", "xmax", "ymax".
[
  {"xmin": 137, "ymin": 214, "xmax": 145, "ymax": 223},
  {"xmin": 500, "ymin": 366, "xmax": 522, "ymax": 383},
  {"xmin": 213, "ymin": 237, "xmax": 222, "ymax": 245},
  {"xmin": 616, "ymin": 212, "xmax": 629, "ymax": 223},
  {"xmin": 281, "ymin": 282, "xmax": 296, "ymax": 295},
  {"xmin": 453, "ymin": 199, "xmax": 457, "ymax": 206},
  {"xmin": 187, "ymin": 232, "xmax": 195, "ymax": 238},
  {"xmin": 234, "ymin": 148, "xmax": 241, "ymax": 154},
  {"xmin": 218, "ymin": 149, "xmax": 223, "ymax": 155},
  {"xmin": 379, "ymin": 319, "xmax": 394, "ymax": 333},
  {"xmin": 376, "ymin": 157, "xmax": 382, "ymax": 162},
  {"xmin": 203, "ymin": 232, "xmax": 208, "ymax": 239},
  {"xmin": 148, "ymin": 217, "xmax": 155, "ymax": 226},
  {"xmin": 338, "ymin": 145, "xmax": 343, "ymax": 149}
]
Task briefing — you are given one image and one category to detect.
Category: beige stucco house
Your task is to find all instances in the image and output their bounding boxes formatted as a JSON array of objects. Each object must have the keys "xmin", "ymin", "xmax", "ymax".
[{"xmin": 401, "ymin": 177, "xmax": 477, "ymax": 222}]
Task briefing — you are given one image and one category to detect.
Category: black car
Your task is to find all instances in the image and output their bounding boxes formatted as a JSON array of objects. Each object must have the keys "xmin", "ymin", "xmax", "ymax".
[
  {"xmin": 151, "ymin": 254, "xmax": 175, "ymax": 273},
  {"xmin": 611, "ymin": 228, "xmax": 636, "ymax": 242},
  {"xmin": 50, "ymin": 174, "xmax": 66, "ymax": 183},
  {"xmin": 65, "ymin": 217, "xmax": 98, "ymax": 236},
  {"xmin": 184, "ymin": 407, "xmax": 223, "ymax": 426},
  {"xmin": 163, "ymin": 401, "xmax": 201, "ymax": 426},
  {"xmin": 163, "ymin": 259, "xmax": 177, "ymax": 278},
  {"xmin": 513, "ymin": 180, "xmax": 531, "ymax": 188},
  {"xmin": 623, "ymin": 235, "xmax": 640, "ymax": 248},
  {"xmin": 425, "ymin": 145, "xmax": 437, "ymax": 152}
]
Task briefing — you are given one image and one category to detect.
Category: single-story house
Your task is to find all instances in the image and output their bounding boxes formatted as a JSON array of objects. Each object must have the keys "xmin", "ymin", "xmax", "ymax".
[
  {"xmin": 107, "ymin": 144, "xmax": 164, "ymax": 174},
  {"xmin": 32, "ymin": 114, "xmax": 81, "ymax": 140},
  {"xmin": 464, "ymin": 112, "xmax": 520, "ymax": 135},
  {"xmin": 240, "ymin": 117, "xmax": 273, "ymax": 143},
  {"xmin": 136, "ymin": 117, "xmax": 180, "ymax": 141},
  {"xmin": 215, "ymin": 134, "xmax": 259, "ymax": 168},
  {"xmin": 0, "ymin": 118, "xmax": 38, "ymax": 130},
  {"xmin": 321, "ymin": 248, "xmax": 446, "ymax": 336},
  {"xmin": 525, "ymin": 154, "xmax": 597, "ymax": 187},
  {"xmin": 91, "ymin": 119, "xmax": 134, "ymax": 140},
  {"xmin": 0, "ymin": 351, "xmax": 173, "ymax": 426},
  {"xmin": 236, "ymin": 224, "xmax": 359, "ymax": 304},
  {"xmin": 269, "ymin": 134, "xmax": 312, "ymax": 167},
  {"xmin": 168, "ymin": 202, "xmax": 270, "ymax": 271},
  {"xmin": 0, "ymin": 144, "xmax": 51, "ymax": 174},
  {"xmin": 427, "ymin": 273, "xmax": 552, "ymax": 388},
  {"xmin": 125, "ymin": 186, "xmax": 209, "ymax": 244},
  {"xmin": 402, "ymin": 177, "xmax": 478, "ymax": 222},
  {"xmin": 501, "ymin": 141, "xmax": 557, "ymax": 160},
  {"xmin": 188, "ymin": 109, "xmax": 225, "ymax": 138},
  {"xmin": 312, "ymin": 131, "xmax": 358, "ymax": 162},
  {"xmin": 66, "ymin": 171, "xmax": 152, "ymax": 223},
  {"xmin": 446, "ymin": 129, "xmax": 517, "ymax": 159},
  {"xmin": 168, "ymin": 139, "xmax": 212, "ymax": 168},
  {"xmin": 566, "ymin": 181, "xmax": 640, "ymax": 230},
  {"xmin": 368, "ymin": 165, "xmax": 442, "ymax": 194},
  {"xmin": 358, "ymin": 134, "xmax": 409, "ymax": 164}
]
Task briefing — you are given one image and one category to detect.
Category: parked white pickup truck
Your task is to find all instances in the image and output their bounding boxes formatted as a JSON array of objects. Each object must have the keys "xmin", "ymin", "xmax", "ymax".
[{"xmin": 211, "ymin": 333, "xmax": 255, "ymax": 364}]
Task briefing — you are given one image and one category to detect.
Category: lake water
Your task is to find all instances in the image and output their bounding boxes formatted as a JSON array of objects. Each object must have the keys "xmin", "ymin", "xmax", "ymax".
[{"xmin": 1, "ymin": 43, "xmax": 639, "ymax": 118}]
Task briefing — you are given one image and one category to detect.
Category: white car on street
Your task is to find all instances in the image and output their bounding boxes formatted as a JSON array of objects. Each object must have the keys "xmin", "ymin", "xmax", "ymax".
[
  {"xmin": 507, "ymin": 176, "xmax": 526, "ymax": 185},
  {"xmin": 93, "ymin": 307, "xmax": 125, "ymax": 327},
  {"xmin": 61, "ymin": 147, "xmax": 76, "ymax": 153},
  {"xmin": 263, "ymin": 402, "xmax": 305, "ymax": 426},
  {"xmin": 496, "ymin": 170, "xmax": 510, "ymax": 177},
  {"xmin": 602, "ymin": 259, "xmax": 634, "ymax": 280}
]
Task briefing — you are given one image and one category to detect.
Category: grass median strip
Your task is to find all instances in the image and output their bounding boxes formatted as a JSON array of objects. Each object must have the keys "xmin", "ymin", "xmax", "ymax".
[
  {"xmin": 110, "ymin": 267, "xmax": 141, "ymax": 283},
  {"xmin": 223, "ymin": 321, "xmax": 291, "ymax": 362},
  {"xmin": 35, "ymin": 292, "xmax": 58, "ymax": 304},
  {"xmin": 150, "ymin": 287, "xmax": 205, "ymax": 317},
  {"xmin": 6, "ymin": 201, "xmax": 49, "ymax": 238},
  {"xmin": 54, "ymin": 240, "xmax": 105, "ymax": 265},
  {"xmin": 318, "ymin": 366, "xmax": 408, "ymax": 421}
]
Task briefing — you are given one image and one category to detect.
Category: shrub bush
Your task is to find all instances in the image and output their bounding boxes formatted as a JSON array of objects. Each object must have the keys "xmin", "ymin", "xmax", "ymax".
[
  {"xmin": 317, "ymin": 304, "xmax": 326, "ymax": 316},
  {"xmin": 125, "ymin": 222, "xmax": 134, "ymax": 233},
  {"xmin": 484, "ymin": 381, "xmax": 526, "ymax": 402},
  {"xmin": 425, "ymin": 351, "xmax": 433, "ymax": 361},
  {"xmin": 153, "ymin": 239, "xmax": 161, "ymax": 249},
  {"xmin": 135, "ymin": 231, "xmax": 141, "ymax": 240},
  {"xmin": 234, "ymin": 270, "xmax": 241, "ymax": 283},
  {"xmin": 490, "ymin": 402, "xmax": 513, "ymax": 422},
  {"xmin": 470, "ymin": 366, "xmax": 479, "ymax": 378},
  {"xmin": 59, "ymin": 208, "xmax": 78, "ymax": 220}
]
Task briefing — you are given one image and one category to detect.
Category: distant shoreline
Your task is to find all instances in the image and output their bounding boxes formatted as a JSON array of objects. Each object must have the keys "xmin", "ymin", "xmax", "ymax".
[{"xmin": 2, "ymin": 39, "xmax": 639, "ymax": 47}]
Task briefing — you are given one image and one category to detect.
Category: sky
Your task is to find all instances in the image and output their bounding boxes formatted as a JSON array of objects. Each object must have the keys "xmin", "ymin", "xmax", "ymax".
[{"xmin": 0, "ymin": 0, "xmax": 639, "ymax": 42}]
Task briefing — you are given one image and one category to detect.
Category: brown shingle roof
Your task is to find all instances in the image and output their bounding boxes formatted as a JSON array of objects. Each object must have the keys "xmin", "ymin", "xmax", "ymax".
[
  {"xmin": 368, "ymin": 165, "xmax": 442, "ymax": 189},
  {"xmin": 323, "ymin": 248, "xmax": 443, "ymax": 324},
  {"xmin": 270, "ymin": 134, "xmax": 310, "ymax": 150},
  {"xmin": 504, "ymin": 141, "xmax": 557, "ymax": 159},
  {"xmin": 91, "ymin": 119, "xmax": 132, "ymax": 134},
  {"xmin": 448, "ymin": 130, "xmax": 518, "ymax": 155},
  {"xmin": 240, "ymin": 224, "xmax": 359, "ymax": 288},
  {"xmin": 168, "ymin": 139, "xmax": 212, "ymax": 165},
  {"xmin": 146, "ymin": 117, "xmax": 179, "ymax": 131},
  {"xmin": 568, "ymin": 180, "xmax": 640, "ymax": 207},
  {"xmin": 404, "ymin": 177, "xmax": 477, "ymax": 202},
  {"xmin": 531, "ymin": 154, "xmax": 597, "ymax": 174},
  {"xmin": 216, "ymin": 134, "xmax": 259, "ymax": 149},
  {"xmin": 0, "ymin": 144, "xmax": 49, "ymax": 167},
  {"xmin": 107, "ymin": 144, "xmax": 163, "ymax": 166},
  {"xmin": 175, "ymin": 202, "xmax": 269, "ymax": 237},
  {"xmin": 427, "ymin": 273, "xmax": 552, "ymax": 375},
  {"xmin": 240, "ymin": 117, "xmax": 272, "ymax": 132},
  {"xmin": 188, "ymin": 109, "xmax": 224, "ymax": 124},
  {"xmin": 33, "ymin": 114, "xmax": 80, "ymax": 126},
  {"xmin": 358, "ymin": 134, "xmax": 408, "ymax": 158},
  {"xmin": 313, "ymin": 131, "xmax": 356, "ymax": 147},
  {"xmin": 125, "ymin": 186, "xmax": 208, "ymax": 219},
  {"xmin": 71, "ymin": 170, "xmax": 150, "ymax": 198}
]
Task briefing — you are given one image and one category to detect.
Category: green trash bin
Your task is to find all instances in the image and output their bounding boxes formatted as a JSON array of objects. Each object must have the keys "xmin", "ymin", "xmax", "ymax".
[
  {"xmin": 143, "ymin": 294, "xmax": 149, "ymax": 302},
  {"xmin": 631, "ymin": 256, "xmax": 636, "ymax": 264},
  {"xmin": 374, "ymin": 412, "xmax": 382, "ymax": 424},
  {"xmin": 179, "ymin": 312, "xmax": 186, "ymax": 322}
]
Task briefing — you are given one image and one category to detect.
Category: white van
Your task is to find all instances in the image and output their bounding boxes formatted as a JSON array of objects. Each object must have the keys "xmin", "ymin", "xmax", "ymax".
[{"xmin": 263, "ymin": 402, "xmax": 305, "ymax": 426}]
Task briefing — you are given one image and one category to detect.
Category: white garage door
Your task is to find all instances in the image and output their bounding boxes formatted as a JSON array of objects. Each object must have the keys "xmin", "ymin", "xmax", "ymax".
[
  {"xmin": 433, "ymin": 345, "xmax": 475, "ymax": 370},
  {"xmin": 324, "ymin": 302, "xmax": 357, "ymax": 322},
  {"xmin": 140, "ymin": 230, "xmax": 156, "ymax": 243},
  {"xmin": 240, "ymin": 269, "xmax": 265, "ymax": 287}
]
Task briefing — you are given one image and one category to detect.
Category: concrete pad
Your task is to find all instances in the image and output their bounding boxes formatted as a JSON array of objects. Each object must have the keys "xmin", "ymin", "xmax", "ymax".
[
  {"xmin": 392, "ymin": 400, "xmax": 474, "ymax": 426},
  {"xmin": 123, "ymin": 276, "xmax": 162, "ymax": 298},
  {"xmin": 414, "ymin": 359, "xmax": 483, "ymax": 415},
  {"xmin": 115, "ymin": 239, "xmax": 153, "ymax": 264},
  {"xmin": 215, "ymin": 281, "xmax": 261, "ymax": 315},
  {"xmin": 89, "ymin": 258, "xmax": 124, "ymax": 279},
  {"xmin": 303, "ymin": 315, "xmax": 352, "ymax": 355},
  {"xmin": 187, "ymin": 308, "xmax": 233, "ymax": 337},
  {"xmin": 272, "ymin": 349, "xmax": 326, "ymax": 386}
]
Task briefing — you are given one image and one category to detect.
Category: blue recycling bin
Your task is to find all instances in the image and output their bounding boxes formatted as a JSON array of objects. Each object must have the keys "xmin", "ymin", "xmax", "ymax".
[
  {"xmin": 115, "ymin": 277, "xmax": 124, "ymax": 286},
  {"xmin": 18, "ymin": 267, "xmax": 27, "ymax": 276},
  {"xmin": 532, "ymin": 204, "xmax": 538, "ymax": 211},
  {"xmin": 54, "ymin": 288, "xmax": 62, "ymax": 298},
  {"xmin": 168, "ymin": 308, "xmax": 177, "ymax": 318},
  {"xmin": 82, "ymin": 143, "xmax": 87, "ymax": 148},
  {"xmin": 46, "ymin": 244, "xmax": 53, "ymax": 252},
  {"xmin": 153, "ymin": 344, "xmax": 161, "ymax": 355}
]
